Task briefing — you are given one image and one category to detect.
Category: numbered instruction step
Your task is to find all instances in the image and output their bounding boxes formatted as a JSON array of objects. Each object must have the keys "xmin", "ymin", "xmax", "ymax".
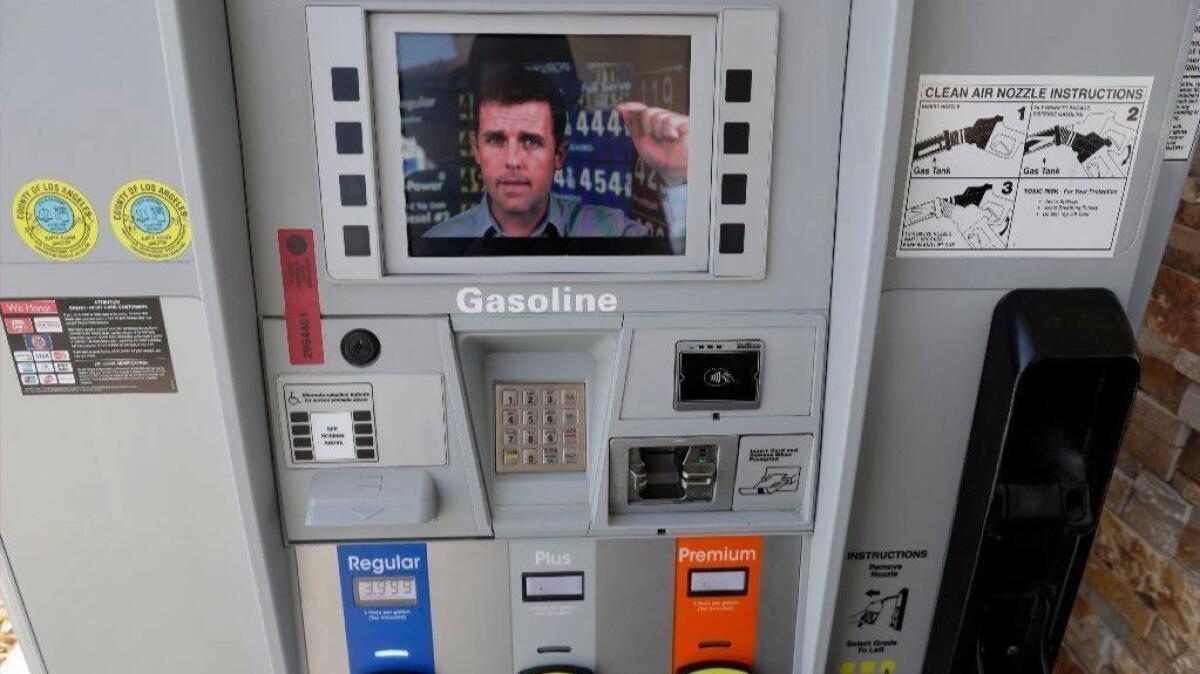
[{"xmin": 898, "ymin": 75, "xmax": 1152, "ymax": 256}]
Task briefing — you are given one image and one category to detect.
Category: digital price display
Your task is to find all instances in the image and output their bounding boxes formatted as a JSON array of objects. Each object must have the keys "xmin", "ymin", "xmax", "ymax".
[
  {"xmin": 522, "ymin": 571, "xmax": 585, "ymax": 602},
  {"xmin": 687, "ymin": 568, "xmax": 749, "ymax": 597},
  {"xmin": 353, "ymin": 576, "xmax": 418, "ymax": 607}
]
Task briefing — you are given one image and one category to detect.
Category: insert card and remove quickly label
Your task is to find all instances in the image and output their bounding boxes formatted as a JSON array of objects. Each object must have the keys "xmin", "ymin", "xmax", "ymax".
[
  {"xmin": 2, "ymin": 297, "xmax": 176, "ymax": 395},
  {"xmin": 899, "ymin": 75, "xmax": 1152, "ymax": 256}
]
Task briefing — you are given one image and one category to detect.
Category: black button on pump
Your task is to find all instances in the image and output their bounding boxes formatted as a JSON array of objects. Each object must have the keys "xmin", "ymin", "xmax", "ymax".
[{"xmin": 340, "ymin": 329, "xmax": 381, "ymax": 366}]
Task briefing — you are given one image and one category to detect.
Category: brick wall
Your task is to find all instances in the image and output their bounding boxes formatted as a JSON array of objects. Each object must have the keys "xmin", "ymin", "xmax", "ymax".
[
  {"xmin": 1054, "ymin": 172, "xmax": 1200, "ymax": 674},
  {"xmin": 0, "ymin": 599, "xmax": 14, "ymax": 666}
]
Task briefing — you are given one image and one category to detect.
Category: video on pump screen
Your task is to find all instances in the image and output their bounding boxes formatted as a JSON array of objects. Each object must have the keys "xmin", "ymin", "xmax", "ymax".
[{"xmin": 395, "ymin": 33, "xmax": 692, "ymax": 257}]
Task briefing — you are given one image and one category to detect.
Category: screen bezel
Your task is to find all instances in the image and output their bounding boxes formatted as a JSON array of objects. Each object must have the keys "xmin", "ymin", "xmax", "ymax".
[{"xmin": 369, "ymin": 12, "xmax": 718, "ymax": 275}]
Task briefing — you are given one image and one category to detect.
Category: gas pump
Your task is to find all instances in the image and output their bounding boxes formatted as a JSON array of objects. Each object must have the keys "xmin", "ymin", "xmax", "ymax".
[{"xmin": 0, "ymin": 1, "xmax": 1196, "ymax": 673}]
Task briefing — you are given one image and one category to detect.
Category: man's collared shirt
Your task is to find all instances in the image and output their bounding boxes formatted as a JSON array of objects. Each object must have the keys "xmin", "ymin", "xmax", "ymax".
[{"xmin": 422, "ymin": 187, "xmax": 686, "ymax": 239}]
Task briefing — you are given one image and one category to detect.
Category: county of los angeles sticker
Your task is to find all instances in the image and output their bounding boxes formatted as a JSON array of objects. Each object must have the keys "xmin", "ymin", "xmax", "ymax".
[
  {"xmin": 11, "ymin": 179, "xmax": 99, "ymax": 261},
  {"xmin": 110, "ymin": 180, "xmax": 191, "ymax": 260}
]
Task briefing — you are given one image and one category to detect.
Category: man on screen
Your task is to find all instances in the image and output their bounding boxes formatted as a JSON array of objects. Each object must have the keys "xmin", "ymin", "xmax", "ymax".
[{"xmin": 422, "ymin": 68, "xmax": 688, "ymax": 241}]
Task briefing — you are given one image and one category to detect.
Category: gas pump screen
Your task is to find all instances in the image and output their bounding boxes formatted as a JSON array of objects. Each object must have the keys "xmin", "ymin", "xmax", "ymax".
[
  {"xmin": 522, "ymin": 571, "xmax": 585, "ymax": 602},
  {"xmin": 353, "ymin": 576, "xmax": 418, "ymax": 607},
  {"xmin": 688, "ymin": 568, "xmax": 749, "ymax": 597},
  {"xmin": 395, "ymin": 32, "xmax": 692, "ymax": 257}
]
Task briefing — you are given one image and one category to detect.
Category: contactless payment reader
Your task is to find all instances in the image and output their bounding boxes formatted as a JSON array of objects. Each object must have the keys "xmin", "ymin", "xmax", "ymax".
[{"xmin": 2, "ymin": 1, "xmax": 1193, "ymax": 673}]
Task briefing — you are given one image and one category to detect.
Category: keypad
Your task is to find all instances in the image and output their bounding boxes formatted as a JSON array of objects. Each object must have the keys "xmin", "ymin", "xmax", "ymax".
[{"xmin": 495, "ymin": 381, "xmax": 586, "ymax": 473}]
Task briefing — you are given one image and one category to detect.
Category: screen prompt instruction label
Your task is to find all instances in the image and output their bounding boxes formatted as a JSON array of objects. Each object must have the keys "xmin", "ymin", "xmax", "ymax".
[{"xmin": 899, "ymin": 75, "xmax": 1152, "ymax": 257}]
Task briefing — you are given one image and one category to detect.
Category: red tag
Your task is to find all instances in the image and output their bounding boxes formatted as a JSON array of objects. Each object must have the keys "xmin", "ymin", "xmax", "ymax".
[
  {"xmin": 277, "ymin": 229, "xmax": 324, "ymax": 365},
  {"xmin": 0, "ymin": 300, "xmax": 58, "ymax": 315}
]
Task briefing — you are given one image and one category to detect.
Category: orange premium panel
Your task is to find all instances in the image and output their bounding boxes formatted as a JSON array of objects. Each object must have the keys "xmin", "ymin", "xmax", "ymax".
[{"xmin": 672, "ymin": 536, "xmax": 763, "ymax": 673}]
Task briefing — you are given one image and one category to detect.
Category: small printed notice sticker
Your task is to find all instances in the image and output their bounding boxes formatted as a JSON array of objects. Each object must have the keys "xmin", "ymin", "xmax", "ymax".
[
  {"xmin": 110, "ymin": 180, "xmax": 191, "ymax": 260},
  {"xmin": 2, "ymin": 297, "xmax": 177, "ymax": 395},
  {"xmin": 11, "ymin": 178, "xmax": 99, "ymax": 261},
  {"xmin": 1167, "ymin": 9, "xmax": 1200, "ymax": 160},
  {"xmin": 899, "ymin": 75, "xmax": 1152, "ymax": 257}
]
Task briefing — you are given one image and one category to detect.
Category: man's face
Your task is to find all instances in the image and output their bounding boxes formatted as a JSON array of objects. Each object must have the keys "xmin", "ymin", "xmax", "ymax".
[{"xmin": 472, "ymin": 100, "xmax": 565, "ymax": 219}]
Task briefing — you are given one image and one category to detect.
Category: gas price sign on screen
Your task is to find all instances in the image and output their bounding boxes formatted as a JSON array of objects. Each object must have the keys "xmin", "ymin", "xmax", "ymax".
[{"xmin": 353, "ymin": 576, "xmax": 418, "ymax": 607}]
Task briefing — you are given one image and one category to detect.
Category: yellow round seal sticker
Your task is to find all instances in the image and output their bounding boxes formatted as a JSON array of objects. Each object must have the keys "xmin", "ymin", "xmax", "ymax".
[
  {"xmin": 11, "ymin": 178, "xmax": 99, "ymax": 261},
  {"xmin": 110, "ymin": 180, "xmax": 191, "ymax": 260}
]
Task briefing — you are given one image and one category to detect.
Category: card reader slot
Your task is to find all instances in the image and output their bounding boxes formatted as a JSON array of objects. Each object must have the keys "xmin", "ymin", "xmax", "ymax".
[
  {"xmin": 698, "ymin": 640, "xmax": 734, "ymax": 649},
  {"xmin": 629, "ymin": 445, "xmax": 718, "ymax": 504}
]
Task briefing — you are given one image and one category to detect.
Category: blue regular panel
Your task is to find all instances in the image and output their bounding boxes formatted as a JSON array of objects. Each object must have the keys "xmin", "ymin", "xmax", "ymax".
[{"xmin": 338, "ymin": 543, "xmax": 436, "ymax": 674}]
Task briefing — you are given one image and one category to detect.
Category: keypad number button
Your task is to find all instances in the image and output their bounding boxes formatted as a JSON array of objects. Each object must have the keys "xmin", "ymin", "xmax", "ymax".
[
  {"xmin": 501, "ymin": 389, "xmax": 519, "ymax": 406},
  {"xmin": 522, "ymin": 449, "xmax": 539, "ymax": 465},
  {"xmin": 501, "ymin": 410, "xmax": 518, "ymax": 427},
  {"xmin": 542, "ymin": 409, "xmax": 558, "ymax": 426}
]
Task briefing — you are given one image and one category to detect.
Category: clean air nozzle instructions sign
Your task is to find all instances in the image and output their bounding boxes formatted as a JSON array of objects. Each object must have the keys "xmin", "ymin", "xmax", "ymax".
[{"xmin": 899, "ymin": 75, "xmax": 1152, "ymax": 256}]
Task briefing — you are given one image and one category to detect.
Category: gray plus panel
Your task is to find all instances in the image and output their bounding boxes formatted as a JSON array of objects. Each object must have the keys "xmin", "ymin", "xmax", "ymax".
[{"xmin": 510, "ymin": 539, "xmax": 598, "ymax": 672}]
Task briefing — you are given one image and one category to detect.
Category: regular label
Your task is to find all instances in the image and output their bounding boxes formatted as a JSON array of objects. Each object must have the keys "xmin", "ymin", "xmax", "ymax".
[
  {"xmin": 1167, "ymin": 10, "xmax": 1200, "ymax": 160},
  {"xmin": 899, "ymin": 76, "xmax": 1152, "ymax": 256},
  {"xmin": 2, "ymin": 297, "xmax": 177, "ymax": 395},
  {"xmin": 110, "ymin": 180, "xmax": 192, "ymax": 260},
  {"xmin": 11, "ymin": 179, "xmax": 99, "ymax": 261},
  {"xmin": 338, "ymin": 543, "xmax": 436, "ymax": 673}
]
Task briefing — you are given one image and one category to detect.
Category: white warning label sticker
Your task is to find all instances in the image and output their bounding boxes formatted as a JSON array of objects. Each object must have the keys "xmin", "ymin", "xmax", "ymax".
[
  {"xmin": 898, "ymin": 75, "xmax": 1152, "ymax": 257},
  {"xmin": 1167, "ymin": 10, "xmax": 1200, "ymax": 160}
]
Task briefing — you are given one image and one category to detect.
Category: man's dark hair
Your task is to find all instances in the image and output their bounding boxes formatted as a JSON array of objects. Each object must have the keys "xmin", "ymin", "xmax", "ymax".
[{"xmin": 474, "ymin": 68, "xmax": 567, "ymax": 148}]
